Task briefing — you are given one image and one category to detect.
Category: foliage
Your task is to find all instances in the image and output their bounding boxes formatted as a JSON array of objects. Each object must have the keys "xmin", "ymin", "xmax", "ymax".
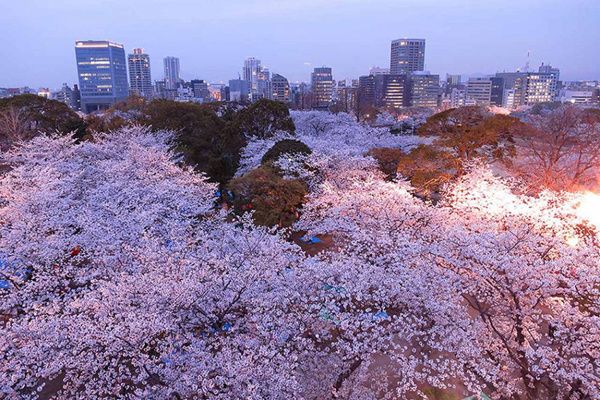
[
  {"xmin": 0, "ymin": 94, "xmax": 86, "ymax": 147},
  {"xmin": 227, "ymin": 166, "xmax": 308, "ymax": 227},
  {"xmin": 261, "ymin": 139, "xmax": 312, "ymax": 165},
  {"xmin": 529, "ymin": 101, "xmax": 563, "ymax": 115},
  {"xmin": 1, "ymin": 113, "xmax": 600, "ymax": 400},
  {"xmin": 233, "ymin": 98, "xmax": 295, "ymax": 139},
  {"xmin": 142, "ymin": 100, "xmax": 246, "ymax": 184},
  {"xmin": 201, "ymin": 101, "xmax": 244, "ymax": 122},
  {"xmin": 396, "ymin": 144, "xmax": 461, "ymax": 197},
  {"xmin": 513, "ymin": 105, "xmax": 600, "ymax": 191},
  {"xmin": 418, "ymin": 106, "xmax": 520, "ymax": 161},
  {"xmin": 367, "ymin": 147, "xmax": 405, "ymax": 179},
  {"xmin": 297, "ymin": 158, "xmax": 600, "ymax": 399},
  {"xmin": 238, "ymin": 111, "xmax": 428, "ymax": 177}
]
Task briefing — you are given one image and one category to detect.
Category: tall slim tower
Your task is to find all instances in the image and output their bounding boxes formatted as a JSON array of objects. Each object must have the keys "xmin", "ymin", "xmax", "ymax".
[
  {"xmin": 390, "ymin": 38, "xmax": 425, "ymax": 75},
  {"xmin": 311, "ymin": 67, "xmax": 333, "ymax": 109},
  {"xmin": 128, "ymin": 48, "xmax": 153, "ymax": 98},
  {"xmin": 243, "ymin": 57, "xmax": 262, "ymax": 93},
  {"xmin": 271, "ymin": 73, "xmax": 290, "ymax": 102},
  {"xmin": 257, "ymin": 67, "xmax": 272, "ymax": 100},
  {"xmin": 163, "ymin": 56, "xmax": 180, "ymax": 90},
  {"xmin": 75, "ymin": 40, "xmax": 128, "ymax": 113}
]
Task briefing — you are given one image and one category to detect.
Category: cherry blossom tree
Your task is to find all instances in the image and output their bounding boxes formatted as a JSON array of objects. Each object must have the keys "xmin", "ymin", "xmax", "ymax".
[
  {"xmin": 1, "ymin": 115, "xmax": 599, "ymax": 400},
  {"xmin": 514, "ymin": 106, "xmax": 600, "ymax": 191},
  {"xmin": 294, "ymin": 157, "xmax": 600, "ymax": 399}
]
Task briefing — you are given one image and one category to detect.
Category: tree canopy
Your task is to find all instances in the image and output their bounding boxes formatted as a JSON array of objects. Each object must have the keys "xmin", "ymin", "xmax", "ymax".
[
  {"xmin": 261, "ymin": 139, "xmax": 312, "ymax": 165},
  {"xmin": 0, "ymin": 94, "xmax": 86, "ymax": 149},
  {"xmin": 418, "ymin": 106, "xmax": 520, "ymax": 161},
  {"xmin": 140, "ymin": 100, "xmax": 246, "ymax": 184},
  {"xmin": 234, "ymin": 98, "xmax": 296, "ymax": 139},
  {"xmin": 1, "ymin": 109, "xmax": 600, "ymax": 400}
]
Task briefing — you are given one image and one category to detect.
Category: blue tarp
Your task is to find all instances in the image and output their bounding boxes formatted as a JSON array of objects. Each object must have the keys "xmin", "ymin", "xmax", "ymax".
[
  {"xmin": 321, "ymin": 283, "xmax": 345, "ymax": 293},
  {"xmin": 0, "ymin": 255, "xmax": 10, "ymax": 289},
  {"xmin": 301, "ymin": 236, "xmax": 321, "ymax": 244},
  {"xmin": 373, "ymin": 310, "xmax": 389, "ymax": 320}
]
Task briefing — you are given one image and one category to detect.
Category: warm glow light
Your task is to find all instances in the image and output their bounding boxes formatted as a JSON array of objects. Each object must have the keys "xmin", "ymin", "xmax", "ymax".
[
  {"xmin": 575, "ymin": 192, "xmax": 600, "ymax": 231},
  {"xmin": 566, "ymin": 236, "xmax": 580, "ymax": 247}
]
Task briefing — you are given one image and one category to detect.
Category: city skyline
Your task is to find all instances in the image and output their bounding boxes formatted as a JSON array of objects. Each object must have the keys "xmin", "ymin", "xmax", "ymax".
[{"xmin": 1, "ymin": 0, "xmax": 599, "ymax": 89}]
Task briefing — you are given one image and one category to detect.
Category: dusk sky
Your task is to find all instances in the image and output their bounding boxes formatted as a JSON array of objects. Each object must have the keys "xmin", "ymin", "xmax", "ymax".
[{"xmin": 2, "ymin": 0, "xmax": 599, "ymax": 89}]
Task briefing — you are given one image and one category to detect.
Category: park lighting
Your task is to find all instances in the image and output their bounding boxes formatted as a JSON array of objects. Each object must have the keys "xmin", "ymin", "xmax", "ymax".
[{"xmin": 575, "ymin": 192, "xmax": 600, "ymax": 231}]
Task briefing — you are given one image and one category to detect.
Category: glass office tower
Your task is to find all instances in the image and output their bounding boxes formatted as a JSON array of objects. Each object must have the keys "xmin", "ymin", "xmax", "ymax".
[
  {"xmin": 390, "ymin": 38, "xmax": 425, "ymax": 75},
  {"xmin": 75, "ymin": 40, "xmax": 128, "ymax": 113},
  {"xmin": 128, "ymin": 48, "xmax": 153, "ymax": 98}
]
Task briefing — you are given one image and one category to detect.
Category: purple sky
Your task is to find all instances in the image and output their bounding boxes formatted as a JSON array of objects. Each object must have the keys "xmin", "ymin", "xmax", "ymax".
[{"xmin": 1, "ymin": 0, "xmax": 599, "ymax": 89}]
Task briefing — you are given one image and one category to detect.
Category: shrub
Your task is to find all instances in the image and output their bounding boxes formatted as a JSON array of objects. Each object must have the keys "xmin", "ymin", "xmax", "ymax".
[{"xmin": 228, "ymin": 166, "xmax": 308, "ymax": 227}]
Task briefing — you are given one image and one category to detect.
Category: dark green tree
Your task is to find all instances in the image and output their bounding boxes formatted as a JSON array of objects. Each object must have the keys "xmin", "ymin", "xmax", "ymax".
[
  {"xmin": 142, "ymin": 100, "xmax": 246, "ymax": 184},
  {"xmin": 261, "ymin": 139, "xmax": 312, "ymax": 165},
  {"xmin": 234, "ymin": 99, "xmax": 295, "ymax": 139},
  {"xmin": 0, "ymin": 94, "xmax": 86, "ymax": 140}
]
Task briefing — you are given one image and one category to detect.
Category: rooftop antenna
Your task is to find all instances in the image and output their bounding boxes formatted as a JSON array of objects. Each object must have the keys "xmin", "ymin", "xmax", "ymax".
[{"xmin": 524, "ymin": 50, "xmax": 531, "ymax": 72}]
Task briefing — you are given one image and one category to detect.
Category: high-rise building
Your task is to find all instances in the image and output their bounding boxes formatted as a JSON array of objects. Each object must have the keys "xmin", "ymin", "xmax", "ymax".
[
  {"xmin": 358, "ymin": 75, "xmax": 376, "ymax": 109},
  {"xmin": 466, "ymin": 78, "xmax": 493, "ymax": 106},
  {"xmin": 163, "ymin": 56, "xmax": 180, "ymax": 90},
  {"xmin": 335, "ymin": 81, "xmax": 357, "ymax": 113},
  {"xmin": 257, "ymin": 67, "xmax": 272, "ymax": 100},
  {"xmin": 290, "ymin": 82, "xmax": 311, "ymax": 110},
  {"xmin": 501, "ymin": 71, "xmax": 557, "ymax": 108},
  {"xmin": 490, "ymin": 77, "xmax": 505, "ymax": 106},
  {"xmin": 450, "ymin": 87, "xmax": 466, "ymax": 108},
  {"xmin": 495, "ymin": 72, "xmax": 526, "ymax": 91},
  {"xmin": 71, "ymin": 84, "xmax": 81, "ymax": 111},
  {"xmin": 190, "ymin": 79, "xmax": 210, "ymax": 101},
  {"xmin": 52, "ymin": 83, "xmax": 73, "ymax": 107},
  {"xmin": 538, "ymin": 63, "xmax": 560, "ymax": 99},
  {"xmin": 243, "ymin": 57, "xmax": 262, "ymax": 93},
  {"xmin": 271, "ymin": 74, "xmax": 290, "ymax": 102},
  {"xmin": 229, "ymin": 79, "xmax": 250, "ymax": 102},
  {"xmin": 522, "ymin": 73, "xmax": 557, "ymax": 105},
  {"xmin": 374, "ymin": 74, "xmax": 408, "ymax": 109},
  {"xmin": 539, "ymin": 63, "xmax": 560, "ymax": 80},
  {"xmin": 408, "ymin": 72, "xmax": 439, "ymax": 108},
  {"xmin": 311, "ymin": 67, "xmax": 334, "ymax": 109},
  {"xmin": 503, "ymin": 89, "xmax": 516, "ymax": 109},
  {"xmin": 390, "ymin": 38, "xmax": 425, "ymax": 75},
  {"xmin": 128, "ymin": 48, "xmax": 153, "ymax": 98},
  {"xmin": 75, "ymin": 40, "xmax": 128, "ymax": 113},
  {"xmin": 446, "ymin": 74, "xmax": 461, "ymax": 86},
  {"xmin": 221, "ymin": 85, "xmax": 230, "ymax": 102}
]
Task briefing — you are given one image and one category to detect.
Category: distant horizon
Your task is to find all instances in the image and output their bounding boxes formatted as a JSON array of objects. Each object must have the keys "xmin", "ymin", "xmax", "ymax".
[{"xmin": 2, "ymin": 0, "xmax": 599, "ymax": 89}]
